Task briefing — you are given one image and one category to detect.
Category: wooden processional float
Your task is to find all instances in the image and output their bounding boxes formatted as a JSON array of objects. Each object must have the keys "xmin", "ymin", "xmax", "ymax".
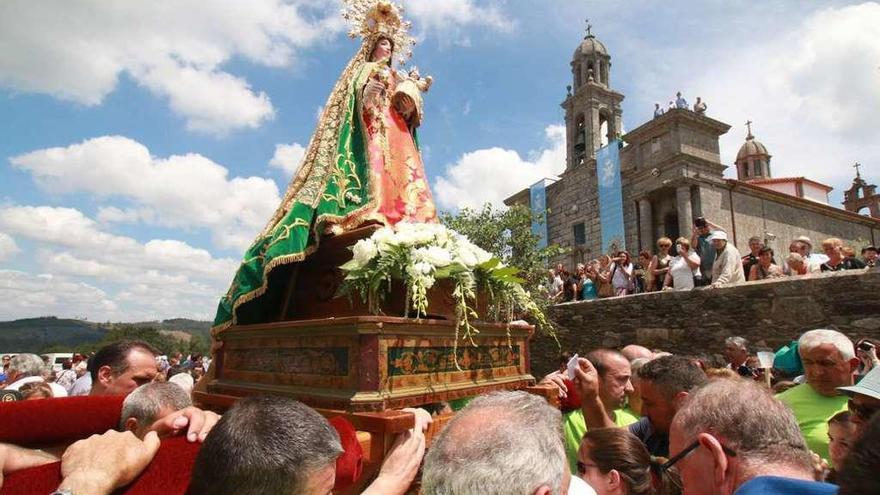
[{"xmin": 194, "ymin": 224, "xmax": 554, "ymax": 493}]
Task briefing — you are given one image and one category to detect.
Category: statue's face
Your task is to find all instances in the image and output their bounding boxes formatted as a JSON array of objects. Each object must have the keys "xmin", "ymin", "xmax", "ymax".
[{"xmin": 371, "ymin": 38, "xmax": 392, "ymax": 62}]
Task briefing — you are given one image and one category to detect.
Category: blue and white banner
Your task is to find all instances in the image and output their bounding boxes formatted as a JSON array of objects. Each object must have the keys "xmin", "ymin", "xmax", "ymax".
[
  {"xmin": 597, "ymin": 140, "xmax": 625, "ymax": 254},
  {"xmin": 529, "ymin": 179, "xmax": 550, "ymax": 249}
]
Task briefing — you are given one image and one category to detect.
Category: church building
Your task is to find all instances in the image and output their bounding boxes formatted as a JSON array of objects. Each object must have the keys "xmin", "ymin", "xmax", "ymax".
[{"xmin": 504, "ymin": 26, "xmax": 880, "ymax": 267}]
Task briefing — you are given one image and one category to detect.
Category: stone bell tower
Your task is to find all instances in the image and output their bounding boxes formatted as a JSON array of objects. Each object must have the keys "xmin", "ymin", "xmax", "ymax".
[
  {"xmin": 843, "ymin": 163, "xmax": 880, "ymax": 218},
  {"xmin": 562, "ymin": 21, "xmax": 624, "ymax": 170}
]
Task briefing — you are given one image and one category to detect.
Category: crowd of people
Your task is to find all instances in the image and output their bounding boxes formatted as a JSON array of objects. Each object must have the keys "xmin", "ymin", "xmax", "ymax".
[
  {"xmin": 0, "ymin": 348, "xmax": 210, "ymax": 398},
  {"xmin": 549, "ymin": 217, "xmax": 875, "ymax": 302},
  {"xmin": 0, "ymin": 328, "xmax": 877, "ymax": 494},
  {"xmin": 653, "ymin": 91, "xmax": 707, "ymax": 117}
]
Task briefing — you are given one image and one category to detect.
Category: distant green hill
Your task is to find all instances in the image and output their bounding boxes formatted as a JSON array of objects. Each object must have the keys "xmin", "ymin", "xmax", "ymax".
[{"xmin": 0, "ymin": 317, "xmax": 211, "ymax": 354}]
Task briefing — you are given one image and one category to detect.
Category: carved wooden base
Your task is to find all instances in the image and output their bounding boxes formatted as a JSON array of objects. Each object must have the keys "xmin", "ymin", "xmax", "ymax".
[{"xmin": 202, "ymin": 315, "xmax": 535, "ymax": 412}]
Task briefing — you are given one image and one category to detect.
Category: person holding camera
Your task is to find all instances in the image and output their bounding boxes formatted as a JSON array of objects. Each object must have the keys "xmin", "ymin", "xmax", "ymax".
[
  {"xmin": 609, "ymin": 251, "xmax": 635, "ymax": 297},
  {"xmin": 663, "ymin": 237, "xmax": 701, "ymax": 291}
]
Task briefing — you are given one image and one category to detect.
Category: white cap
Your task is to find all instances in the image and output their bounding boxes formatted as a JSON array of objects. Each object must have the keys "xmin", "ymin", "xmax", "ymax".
[{"xmin": 707, "ymin": 231, "xmax": 728, "ymax": 241}]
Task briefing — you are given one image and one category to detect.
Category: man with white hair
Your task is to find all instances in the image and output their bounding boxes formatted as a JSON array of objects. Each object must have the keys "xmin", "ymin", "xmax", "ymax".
[
  {"xmin": 670, "ymin": 379, "xmax": 836, "ymax": 495},
  {"xmin": 2, "ymin": 353, "xmax": 67, "ymax": 397},
  {"xmin": 724, "ymin": 336, "xmax": 750, "ymax": 372},
  {"xmin": 777, "ymin": 328, "xmax": 858, "ymax": 463},
  {"xmin": 707, "ymin": 231, "xmax": 745, "ymax": 288},
  {"xmin": 119, "ymin": 382, "xmax": 193, "ymax": 438},
  {"xmin": 422, "ymin": 390, "xmax": 596, "ymax": 495}
]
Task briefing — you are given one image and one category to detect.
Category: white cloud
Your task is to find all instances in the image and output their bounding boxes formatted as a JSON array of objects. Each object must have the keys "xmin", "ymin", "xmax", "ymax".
[
  {"xmin": 0, "ymin": 1, "xmax": 343, "ymax": 134},
  {"xmin": 0, "ymin": 206, "xmax": 237, "ymax": 321},
  {"xmin": 434, "ymin": 124, "xmax": 566, "ymax": 210},
  {"xmin": 0, "ymin": 206, "xmax": 237, "ymax": 280},
  {"xmin": 10, "ymin": 136, "xmax": 281, "ymax": 252},
  {"xmin": 269, "ymin": 142, "xmax": 307, "ymax": 177},
  {"xmin": 692, "ymin": 2, "xmax": 880, "ymax": 192},
  {"xmin": 0, "ymin": 271, "xmax": 119, "ymax": 321},
  {"xmin": 0, "ymin": 233, "xmax": 20, "ymax": 262},
  {"xmin": 403, "ymin": 0, "xmax": 515, "ymax": 44}
]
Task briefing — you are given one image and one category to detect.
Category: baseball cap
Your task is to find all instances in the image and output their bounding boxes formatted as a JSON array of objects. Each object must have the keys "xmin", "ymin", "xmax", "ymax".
[
  {"xmin": 838, "ymin": 366, "xmax": 880, "ymax": 401},
  {"xmin": 795, "ymin": 236, "xmax": 812, "ymax": 247},
  {"xmin": 707, "ymin": 231, "xmax": 728, "ymax": 242}
]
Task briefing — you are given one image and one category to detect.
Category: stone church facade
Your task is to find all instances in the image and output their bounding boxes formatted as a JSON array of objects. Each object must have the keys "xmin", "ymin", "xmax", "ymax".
[{"xmin": 505, "ymin": 29, "xmax": 880, "ymax": 267}]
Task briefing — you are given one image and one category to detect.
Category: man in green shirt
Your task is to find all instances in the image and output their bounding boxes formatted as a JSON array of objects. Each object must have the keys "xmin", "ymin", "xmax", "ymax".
[
  {"xmin": 777, "ymin": 329, "xmax": 859, "ymax": 463},
  {"xmin": 559, "ymin": 349, "xmax": 638, "ymax": 472}
]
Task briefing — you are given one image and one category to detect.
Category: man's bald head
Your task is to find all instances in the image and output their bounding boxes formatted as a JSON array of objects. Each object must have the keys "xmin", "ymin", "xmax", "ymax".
[{"xmin": 621, "ymin": 345, "xmax": 654, "ymax": 362}]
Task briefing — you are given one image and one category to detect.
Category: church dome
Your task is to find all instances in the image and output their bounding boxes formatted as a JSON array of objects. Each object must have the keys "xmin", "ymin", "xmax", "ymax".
[
  {"xmin": 736, "ymin": 135, "xmax": 769, "ymax": 160},
  {"xmin": 574, "ymin": 35, "xmax": 608, "ymax": 59}
]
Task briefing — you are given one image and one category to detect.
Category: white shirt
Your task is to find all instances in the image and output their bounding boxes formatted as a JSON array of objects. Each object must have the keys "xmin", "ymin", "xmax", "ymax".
[
  {"xmin": 4, "ymin": 376, "xmax": 68, "ymax": 398},
  {"xmin": 669, "ymin": 252, "xmax": 700, "ymax": 290},
  {"xmin": 70, "ymin": 373, "xmax": 92, "ymax": 396},
  {"xmin": 807, "ymin": 252, "xmax": 829, "ymax": 265},
  {"xmin": 611, "ymin": 262, "xmax": 633, "ymax": 289},
  {"xmin": 570, "ymin": 475, "xmax": 598, "ymax": 495}
]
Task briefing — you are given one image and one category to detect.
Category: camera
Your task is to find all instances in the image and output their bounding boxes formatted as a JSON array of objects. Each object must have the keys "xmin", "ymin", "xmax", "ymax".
[
  {"xmin": 736, "ymin": 364, "xmax": 756, "ymax": 378},
  {"xmin": 858, "ymin": 341, "xmax": 875, "ymax": 352},
  {"xmin": 694, "ymin": 217, "xmax": 708, "ymax": 228}
]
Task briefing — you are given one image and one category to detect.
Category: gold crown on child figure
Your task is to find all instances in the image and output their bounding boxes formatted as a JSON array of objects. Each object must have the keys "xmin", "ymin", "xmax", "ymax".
[{"xmin": 342, "ymin": 0, "xmax": 415, "ymax": 64}]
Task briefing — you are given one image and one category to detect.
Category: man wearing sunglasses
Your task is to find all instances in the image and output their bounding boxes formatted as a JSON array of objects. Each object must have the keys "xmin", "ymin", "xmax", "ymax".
[
  {"xmin": 670, "ymin": 379, "xmax": 837, "ymax": 495},
  {"xmin": 837, "ymin": 365, "xmax": 880, "ymax": 438}
]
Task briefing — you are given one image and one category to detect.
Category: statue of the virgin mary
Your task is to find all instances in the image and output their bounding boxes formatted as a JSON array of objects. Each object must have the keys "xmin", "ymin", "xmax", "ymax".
[{"xmin": 212, "ymin": 1, "xmax": 436, "ymax": 331}]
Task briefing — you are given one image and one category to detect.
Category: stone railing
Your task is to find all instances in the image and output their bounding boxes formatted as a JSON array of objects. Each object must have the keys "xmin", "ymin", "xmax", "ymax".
[{"xmin": 529, "ymin": 267, "xmax": 880, "ymax": 376}]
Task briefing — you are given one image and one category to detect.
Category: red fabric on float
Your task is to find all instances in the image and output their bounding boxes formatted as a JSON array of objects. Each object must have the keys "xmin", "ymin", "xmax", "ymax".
[
  {"xmin": 0, "ymin": 395, "xmax": 124, "ymax": 446},
  {"xmin": 0, "ymin": 396, "xmax": 363, "ymax": 493}
]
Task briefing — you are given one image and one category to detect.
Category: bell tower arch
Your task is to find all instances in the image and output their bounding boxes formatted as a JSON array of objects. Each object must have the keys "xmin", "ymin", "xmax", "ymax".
[
  {"xmin": 562, "ymin": 21, "xmax": 624, "ymax": 170},
  {"xmin": 843, "ymin": 163, "xmax": 880, "ymax": 218}
]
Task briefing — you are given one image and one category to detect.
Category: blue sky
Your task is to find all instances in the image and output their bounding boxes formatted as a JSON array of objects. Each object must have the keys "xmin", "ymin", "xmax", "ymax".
[{"xmin": 1, "ymin": 0, "xmax": 878, "ymax": 321}]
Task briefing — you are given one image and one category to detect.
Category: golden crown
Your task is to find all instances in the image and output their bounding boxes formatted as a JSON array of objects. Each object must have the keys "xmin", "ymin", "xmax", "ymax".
[{"xmin": 342, "ymin": 0, "xmax": 415, "ymax": 64}]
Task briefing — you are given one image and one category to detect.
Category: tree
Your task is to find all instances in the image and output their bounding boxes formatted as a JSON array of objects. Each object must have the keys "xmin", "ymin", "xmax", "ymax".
[
  {"xmin": 80, "ymin": 325, "xmax": 187, "ymax": 356},
  {"xmin": 440, "ymin": 203, "xmax": 567, "ymax": 297}
]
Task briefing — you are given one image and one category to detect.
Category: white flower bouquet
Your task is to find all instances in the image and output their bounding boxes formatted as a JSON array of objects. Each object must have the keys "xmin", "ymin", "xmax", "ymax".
[{"xmin": 338, "ymin": 222, "xmax": 550, "ymax": 354}]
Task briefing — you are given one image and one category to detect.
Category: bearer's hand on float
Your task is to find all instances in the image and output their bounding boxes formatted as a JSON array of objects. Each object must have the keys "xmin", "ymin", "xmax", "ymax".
[
  {"xmin": 0, "ymin": 442, "xmax": 59, "ymax": 489},
  {"xmin": 538, "ymin": 370, "xmax": 569, "ymax": 400},
  {"xmin": 363, "ymin": 79, "xmax": 386, "ymax": 104},
  {"xmin": 362, "ymin": 408, "xmax": 432, "ymax": 495},
  {"xmin": 58, "ymin": 430, "xmax": 160, "ymax": 495},
  {"xmin": 573, "ymin": 357, "xmax": 601, "ymax": 400},
  {"xmin": 147, "ymin": 406, "xmax": 221, "ymax": 443}
]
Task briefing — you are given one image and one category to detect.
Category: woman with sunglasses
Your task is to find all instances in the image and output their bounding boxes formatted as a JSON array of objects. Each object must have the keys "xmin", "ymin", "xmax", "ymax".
[{"xmin": 577, "ymin": 428, "xmax": 681, "ymax": 495}]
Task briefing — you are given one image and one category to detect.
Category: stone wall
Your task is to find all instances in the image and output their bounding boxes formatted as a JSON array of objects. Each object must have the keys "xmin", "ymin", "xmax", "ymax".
[
  {"xmin": 722, "ymin": 185, "xmax": 880, "ymax": 251},
  {"xmin": 545, "ymin": 161, "xmax": 602, "ymax": 268},
  {"xmin": 529, "ymin": 268, "xmax": 880, "ymax": 377}
]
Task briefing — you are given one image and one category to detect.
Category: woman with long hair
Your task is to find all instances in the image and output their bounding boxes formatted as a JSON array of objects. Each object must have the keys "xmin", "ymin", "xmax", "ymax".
[{"xmin": 577, "ymin": 428, "xmax": 680, "ymax": 495}]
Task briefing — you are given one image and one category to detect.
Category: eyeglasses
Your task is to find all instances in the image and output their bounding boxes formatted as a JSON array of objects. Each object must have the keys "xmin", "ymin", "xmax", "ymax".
[
  {"xmin": 662, "ymin": 439, "xmax": 737, "ymax": 471},
  {"xmin": 849, "ymin": 399, "xmax": 880, "ymax": 420},
  {"xmin": 576, "ymin": 461, "xmax": 599, "ymax": 475}
]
